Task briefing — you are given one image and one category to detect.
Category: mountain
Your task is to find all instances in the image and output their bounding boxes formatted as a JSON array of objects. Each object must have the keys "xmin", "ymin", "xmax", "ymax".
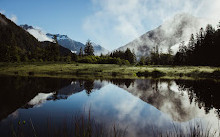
[
  {"xmin": 46, "ymin": 33, "xmax": 85, "ymax": 53},
  {"xmin": 47, "ymin": 33, "xmax": 109, "ymax": 55},
  {"xmin": 0, "ymin": 13, "xmax": 71, "ymax": 62},
  {"xmin": 91, "ymin": 42, "xmax": 109, "ymax": 55},
  {"xmin": 20, "ymin": 24, "xmax": 109, "ymax": 55},
  {"xmin": 0, "ymin": 14, "xmax": 40, "ymax": 53},
  {"xmin": 117, "ymin": 13, "xmax": 210, "ymax": 57}
]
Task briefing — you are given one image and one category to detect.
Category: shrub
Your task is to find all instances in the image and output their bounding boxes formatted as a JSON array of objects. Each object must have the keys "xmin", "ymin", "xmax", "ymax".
[
  {"xmin": 136, "ymin": 71, "xmax": 150, "ymax": 77},
  {"xmin": 151, "ymin": 70, "xmax": 165, "ymax": 78},
  {"xmin": 136, "ymin": 70, "xmax": 165, "ymax": 78},
  {"xmin": 212, "ymin": 70, "xmax": 220, "ymax": 78}
]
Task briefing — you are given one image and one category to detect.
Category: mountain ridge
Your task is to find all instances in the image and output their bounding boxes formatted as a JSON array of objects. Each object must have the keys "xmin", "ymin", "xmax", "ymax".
[
  {"xmin": 117, "ymin": 13, "xmax": 210, "ymax": 57},
  {"xmin": 20, "ymin": 24, "xmax": 109, "ymax": 55},
  {"xmin": 46, "ymin": 33, "xmax": 109, "ymax": 55}
]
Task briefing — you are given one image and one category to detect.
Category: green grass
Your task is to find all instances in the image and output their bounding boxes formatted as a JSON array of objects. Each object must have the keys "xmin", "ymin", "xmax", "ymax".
[{"xmin": 0, "ymin": 62, "xmax": 219, "ymax": 79}]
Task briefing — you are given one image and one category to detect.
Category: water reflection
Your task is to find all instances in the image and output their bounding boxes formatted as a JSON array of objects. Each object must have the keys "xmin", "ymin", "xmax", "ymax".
[
  {"xmin": 175, "ymin": 79, "xmax": 220, "ymax": 117},
  {"xmin": 0, "ymin": 76, "xmax": 219, "ymax": 137}
]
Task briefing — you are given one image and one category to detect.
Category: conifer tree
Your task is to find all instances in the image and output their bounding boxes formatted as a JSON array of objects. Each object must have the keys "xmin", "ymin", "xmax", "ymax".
[
  {"xmin": 79, "ymin": 47, "xmax": 83, "ymax": 56},
  {"xmin": 84, "ymin": 40, "xmax": 94, "ymax": 56}
]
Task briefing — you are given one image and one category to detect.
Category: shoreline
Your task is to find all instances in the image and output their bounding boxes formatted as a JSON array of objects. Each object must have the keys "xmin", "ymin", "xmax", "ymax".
[{"xmin": 0, "ymin": 62, "xmax": 219, "ymax": 80}]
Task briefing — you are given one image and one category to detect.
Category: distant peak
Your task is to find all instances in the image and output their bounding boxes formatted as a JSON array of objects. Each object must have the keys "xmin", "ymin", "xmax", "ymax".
[
  {"xmin": 20, "ymin": 24, "xmax": 34, "ymax": 30},
  {"xmin": 46, "ymin": 33, "xmax": 69, "ymax": 40}
]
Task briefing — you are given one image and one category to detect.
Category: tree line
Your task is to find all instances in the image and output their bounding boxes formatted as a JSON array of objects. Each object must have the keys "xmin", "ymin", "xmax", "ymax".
[
  {"xmin": 77, "ymin": 40, "xmax": 136, "ymax": 65},
  {"xmin": 138, "ymin": 21, "xmax": 220, "ymax": 66},
  {"xmin": 1, "ymin": 11, "xmax": 219, "ymax": 66}
]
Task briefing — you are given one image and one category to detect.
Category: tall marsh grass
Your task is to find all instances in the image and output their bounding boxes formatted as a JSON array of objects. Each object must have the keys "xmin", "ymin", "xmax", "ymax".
[
  {"xmin": 10, "ymin": 113, "xmax": 220, "ymax": 137},
  {"xmin": 10, "ymin": 111, "xmax": 127, "ymax": 137}
]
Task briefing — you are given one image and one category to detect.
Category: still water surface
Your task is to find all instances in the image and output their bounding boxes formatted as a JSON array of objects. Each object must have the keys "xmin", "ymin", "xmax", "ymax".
[{"xmin": 0, "ymin": 76, "xmax": 220, "ymax": 136}]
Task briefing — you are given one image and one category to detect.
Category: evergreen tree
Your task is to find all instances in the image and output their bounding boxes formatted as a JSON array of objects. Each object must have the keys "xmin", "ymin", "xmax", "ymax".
[
  {"xmin": 150, "ymin": 45, "xmax": 160, "ymax": 65},
  {"xmin": 84, "ymin": 40, "xmax": 94, "ymax": 56},
  {"xmin": 53, "ymin": 35, "xmax": 60, "ymax": 61},
  {"xmin": 79, "ymin": 47, "xmax": 83, "ymax": 56},
  {"xmin": 138, "ymin": 56, "xmax": 145, "ymax": 65},
  {"xmin": 125, "ymin": 48, "xmax": 136, "ymax": 64}
]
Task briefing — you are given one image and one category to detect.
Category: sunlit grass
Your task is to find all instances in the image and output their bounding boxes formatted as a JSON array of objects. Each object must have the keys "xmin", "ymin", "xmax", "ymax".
[{"xmin": 0, "ymin": 62, "xmax": 219, "ymax": 79}]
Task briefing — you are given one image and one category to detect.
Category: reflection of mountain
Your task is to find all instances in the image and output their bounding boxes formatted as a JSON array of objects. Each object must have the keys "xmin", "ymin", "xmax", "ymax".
[
  {"xmin": 46, "ymin": 80, "xmax": 106, "ymax": 100},
  {"xmin": 23, "ymin": 79, "xmax": 108, "ymax": 109},
  {"xmin": 118, "ymin": 79, "xmax": 220, "ymax": 122},
  {"xmin": 0, "ymin": 76, "xmax": 111, "ymax": 121},
  {"xmin": 0, "ymin": 76, "xmax": 72, "ymax": 121}
]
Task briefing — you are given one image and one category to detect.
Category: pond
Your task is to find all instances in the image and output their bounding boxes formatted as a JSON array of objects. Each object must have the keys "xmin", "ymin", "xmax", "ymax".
[{"xmin": 0, "ymin": 76, "xmax": 220, "ymax": 137}]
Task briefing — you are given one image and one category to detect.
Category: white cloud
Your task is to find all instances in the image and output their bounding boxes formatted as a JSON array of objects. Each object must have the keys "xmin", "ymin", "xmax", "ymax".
[
  {"xmin": 10, "ymin": 14, "xmax": 17, "ymax": 23},
  {"xmin": 83, "ymin": 0, "xmax": 220, "ymax": 50},
  {"xmin": 26, "ymin": 26, "xmax": 53, "ymax": 42},
  {"xmin": 0, "ymin": 10, "xmax": 18, "ymax": 23}
]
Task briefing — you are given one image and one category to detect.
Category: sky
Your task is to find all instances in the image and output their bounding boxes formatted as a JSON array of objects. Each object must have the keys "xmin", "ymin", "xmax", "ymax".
[{"xmin": 0, "ymin": 0, "xmax": 220, "ymax": 51}]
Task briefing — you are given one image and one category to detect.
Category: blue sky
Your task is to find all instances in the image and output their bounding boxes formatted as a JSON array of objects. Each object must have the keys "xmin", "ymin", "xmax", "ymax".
[
  {"xmin": 0, "ymin": 0, "xmax": 92, "ymax": 46},
  {"xmin": 0, "ymin": 0, "xmax": 220, "ymax": 50}
]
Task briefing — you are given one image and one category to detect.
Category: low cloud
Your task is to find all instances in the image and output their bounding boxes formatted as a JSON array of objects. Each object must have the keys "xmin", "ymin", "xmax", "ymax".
[
  {"xmin": 0, "ymin": 10, "xmax": 17, "ymax": 24},
  {"xmin": 10, "ymin": 14, "xmax": 17, "ymax": 23},
  {"xmin": 83, "ymin": 0, "xmax": 220, "ymax": 50},
  {"xmin": 26, "ymin": 26, "xmax": 53, "ymax": 42}
]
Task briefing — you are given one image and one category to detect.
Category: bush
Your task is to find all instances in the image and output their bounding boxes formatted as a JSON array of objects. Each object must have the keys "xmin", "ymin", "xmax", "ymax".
[
  {"xmin": 212, "ymin": 70, "xmax": 220, "ymax": 78},
  {"xmin": 65, "ymin": 56, "xmax": 71, "ymax": 63},
  {"xmin": 136, "ymin": 70, "xmax": 165, "ymax": 78},
  {"xmin": 151, "ymin": 70, "xmax": 165, "ymax": 78},
  {"xmin": 136, "ymin": 71, "xmax": 150, "ymax": 77},
  {"xmin": 78, "ymin": 56, "xmax": 97, "ymax": 63}
]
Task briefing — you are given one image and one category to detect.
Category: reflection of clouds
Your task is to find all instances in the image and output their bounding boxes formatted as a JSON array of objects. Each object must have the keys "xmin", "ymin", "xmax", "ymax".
[
  {"xmin": 83, "ymin": 83, "xmax": 175, "ymax": 137},
  {"xmin": 119, "ymin": 80, "xmax": 199, "ymax": 122},
  {"xmin": 28, "ymin": 93, "xmax": 54, "ymax": 107},
  {"xmin": 2, "ymin": 79, "xmax": 219, "ymax": 136},
  {"xmin": 118, "ymin": 79, "xmax": 220, "ymax": 135}
]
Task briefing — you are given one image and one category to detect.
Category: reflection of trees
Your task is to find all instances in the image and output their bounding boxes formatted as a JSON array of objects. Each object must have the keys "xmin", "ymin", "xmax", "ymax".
[
  {"xmin": 84, "ymin": 80, "xmax": 94, "ymax": 95},
  {"xmin": 109, "ymin": 79, "xmax": 135, "ymax": 88},
  {"xmin": 175, "ymin": 79, "xmax": 220, "ymax": 117},
  {"xmin": 121, "ymin": 79, "xmax": 219, "ymax": 122},
  {"xmin": 0, "ymin": 76, "xmax": 72, "ymax": 121}
]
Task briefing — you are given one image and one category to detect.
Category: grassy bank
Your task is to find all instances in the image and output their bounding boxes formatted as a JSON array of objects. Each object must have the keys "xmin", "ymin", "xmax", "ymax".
[{"xmin": 0, "ymin": 62, "xmax": 219, "ymax": 79}]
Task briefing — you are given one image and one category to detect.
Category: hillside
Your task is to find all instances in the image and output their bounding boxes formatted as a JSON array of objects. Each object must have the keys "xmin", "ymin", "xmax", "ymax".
[
  {"xmin": 117, "ymin": 13, "xmax": 209, "ymax": 57},
  {"xmin": 0, "ymin": 13, "xmax": 72, "ymax": 62}
]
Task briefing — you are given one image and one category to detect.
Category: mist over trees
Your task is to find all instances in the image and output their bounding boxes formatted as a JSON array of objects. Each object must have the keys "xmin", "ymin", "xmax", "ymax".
[
  {"xmin": 110, "ymin": 48, "xmax": 136, "ymax": 64},
  {"xmin": 138, "ymin": 22, "xmax": 220, "ymax": 67},
  {"xmin": 174, "ymin": 23, "xmax": 220, "ymax": 66}
]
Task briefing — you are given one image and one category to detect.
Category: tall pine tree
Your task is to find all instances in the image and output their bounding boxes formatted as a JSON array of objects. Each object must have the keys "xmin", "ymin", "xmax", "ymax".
[{"xmin": 84, "ymin": 40, "xmax": 94, "ymax": 56}]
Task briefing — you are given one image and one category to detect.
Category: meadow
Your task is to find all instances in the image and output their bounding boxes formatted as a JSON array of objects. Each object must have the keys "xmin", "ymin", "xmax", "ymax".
[{"xmin": 0, "ymin": 62, "xmax": 219, "ymax": 79}]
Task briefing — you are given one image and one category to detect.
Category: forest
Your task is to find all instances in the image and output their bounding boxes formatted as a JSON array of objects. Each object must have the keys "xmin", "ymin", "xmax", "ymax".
[
  {"xmin": 141, "ymin": 23, "xmax": 220, "ymax": 66},
  {"xmin": 0, "ymin": 13, "xmax": 219, "ymax": 67}
]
